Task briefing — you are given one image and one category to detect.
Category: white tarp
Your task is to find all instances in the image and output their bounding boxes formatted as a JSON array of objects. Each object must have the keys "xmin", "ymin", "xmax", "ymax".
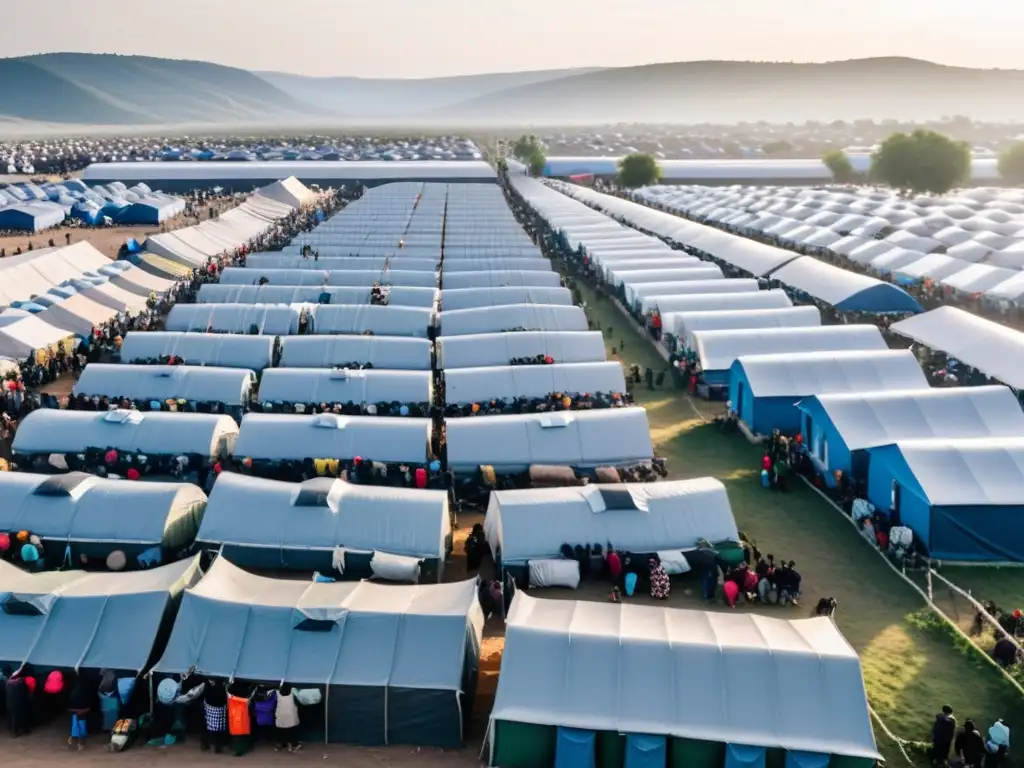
[
  {"xmin": 443, "ymin": 271, "xmax": 560, "ymax": 290},
  {"xmin": 440, "ymin": 287, "xmax": 571, "ymax": 311},
  {"xmin": 312, "ymin": 304, "xmax": 433, "ymax": 338},
  {"xmin": 119, "ymin": 332, "xmax": 275, "ymax": 371},
  {"xmin": 259, "ymin": 368, "xmax": 432, "ymax": 406},
  {"xmin": 645, "ymin": 290, "xmax": 791, "ymax": 315},
  {"xmin": 279, "ymin": 335, "xmax": 432, "ymax": 370},
  {"xmin": 437, "ymin": 331, "xmax": 606, "ymax": 369},
  {"xmin": 445, "ymin": 362, "xmax": 625, "ymax": 404},
  {"xmin": 73, "ymin": 364, "xmax": 256, "ymax": 407},
  {"xmin": 695, "ymin": 325, "xmax": 887, "ymax": 373},
  {"xmin": 735, "ymin": 350, "xmax": 928, "ymax": 398},
  {"xmin": 484, "ymin": 477, "xmax": 738, "ymax": 564},
  {"xmin": 0, "ymin": 315, "xmax": 72, "ymax": 357},
  {"xmin": 166, "ymin": 303, "xmax": 301, "ymax": 335},
  {"xmin": 439, "ymin": 305, "xmax": 588, "ymax": 337},
  {"xmin": 667, "ymin": 306, "xmax": 822, "ymax": 349}
]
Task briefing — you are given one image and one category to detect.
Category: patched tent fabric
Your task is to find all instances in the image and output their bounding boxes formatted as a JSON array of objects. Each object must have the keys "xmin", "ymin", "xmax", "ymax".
[
  {"xmin": 195, "ymin": 473, "xmax": 449, "ymax": 578},
  {"xmin": 446, "ymin": 408, "xmax": 653, "ymax": 473},
  {"xmin": 769, "ymin": 257, "xmax": 923, "ymax": 313},
  {"xmin": 119, "ymin": 332, "xmax": 276, "ymax": 371},
  {"xmin": 485, "ymin": 478, "xmax": 738, "ymax": 565},
  {"xmin": 73, "ymin": 364, "xmax": 256, "ymax": 407},
  {"xmin": 445, "ymin": 362, "xmax": 625, "ymax": 405},
  {"xmin": 0, "ymin": 472, "xmax": 207, "ymax": 566},
  {"xmin": 278, "ymin": 335, "xmax": 432, "ymax": 371},
  {"xmin": 441, "ymin": 286, "xmax": 572, "ymax": 311},
  {"xmin": 259, "ymin": 368, "xmax": 432, "ymax": 407},
  {"xmin": 437, "ymin": 331, "xmax": 606, "ymax": 369},
  {"xmin": 439, "ymin": 304, "xmax": 588, "ymax": 337},
  {"xmin": 233, "ymin": 413, "xmax": 431, "ymax": 463},
  {"xmin": 166, "ymin": 303, "xmax": 301, "ymax": 335},
  {"xmin": 890, "ymin": 306, "xmax": 1024, "ymax": 389},
  {"xmin": 312, "ymin": 305, "xmax": 433, "ymax": 338},
  {"xmin": 0, "ymin": 556, "xmax": 201, "ymax": 671},
  {"xmin": 490, "ymin": 594, "xmax": 879, "ymax": 765},
  {"xmin": 153, "ymin": 558, "xmax": 483, "ymax": 748},
  {"xmin": 13, "ymin": 409, "xmax": 239, "ymax": 459}
]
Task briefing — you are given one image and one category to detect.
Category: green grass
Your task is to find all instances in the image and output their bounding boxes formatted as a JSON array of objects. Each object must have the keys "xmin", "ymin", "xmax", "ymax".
[{"xmin": 580, "ymin": 284, "xmax": 1024, "ymax": 767}]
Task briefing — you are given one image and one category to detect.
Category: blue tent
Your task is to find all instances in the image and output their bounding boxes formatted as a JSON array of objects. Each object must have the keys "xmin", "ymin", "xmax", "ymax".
[
  {"xmin": 0, "ymin": 203, "xmax": 65, "ymax": 232},
  {"xmin": 866, "ymin": 438, "xmax": 1024, "ymax": 562},
  {"xmin": 768, "ymin": 257, "xmax": 923, "ymax": 313},
  {"xmin": 124, "ymin": 238, "xmax": 143, "ymax": 254},
  {"xmin": 71, "ymin": 202, "xmax": 103, "ymax": 226}
]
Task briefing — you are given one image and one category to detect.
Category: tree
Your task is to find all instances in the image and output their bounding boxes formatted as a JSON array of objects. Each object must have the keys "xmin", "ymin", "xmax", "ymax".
[
  {"xmin": 512, "ymin": 134, "xmax": 542, "ymax": 161},
  {"xmin": 869, "ymin": 129, "xmax": 971, "ymax": 195},
  {"xmin": 822, "ymin": 149, "xmax": 856, "ymax": 183},
  {"xmin": 526, "ymin": 150, "xmax": 546, "ymax": 177},
  {"xmin": 617, "ymin": 153, "xmax": 662, "ymax": 188},
  {"xmin": 998, "ymin": 142, "xmax": 1024, "ymax": 185},
  {"xmin": 761, "ymin": 140, "xmax": 793, "ymax": 156}
]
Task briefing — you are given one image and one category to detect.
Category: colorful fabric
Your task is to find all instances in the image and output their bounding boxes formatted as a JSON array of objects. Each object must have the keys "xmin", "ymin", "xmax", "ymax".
[
  {"xmin": 227, "ymin": 695, "xmax": 251, "ymax": 736},
  {"xmin": 253, "ymin": 692, "xmax": 276, "ymax": 727},
  {"xmin": 649, "ymin": 562, "xmax": 670, "ymax": 600},
  {"xmin": 204, "ymin": 703, "xmax": 227, "ymax": 732}
]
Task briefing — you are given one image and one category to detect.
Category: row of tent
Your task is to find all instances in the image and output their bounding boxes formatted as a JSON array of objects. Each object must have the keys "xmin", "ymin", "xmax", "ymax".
[
  {"xmin": 165, "ymin": 301, "xmax": 588, "ymax": 337},
  {"xmin": 218, "ymin": 265, "xmax": 562, "ymax": 288},
  {"xmin": 0, "ymin": 179, "xmax": 186, "ymax": 230},
  {"xmin": 12, "ymin": 406, "xmax": 654, "ymax": 473}
]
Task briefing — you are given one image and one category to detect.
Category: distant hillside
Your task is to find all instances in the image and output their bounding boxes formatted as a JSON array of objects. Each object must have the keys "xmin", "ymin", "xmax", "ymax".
[
  {"xmin": 0, "ymin": 53, "xmax": 322, "ymax": 125},
  {"xmin": 256, "ymin": 67, "xmax": 600, "ymax": 118},
  {"xmin": 438, "ymin": 58, "xmax": 1024, "ymax": 124}
]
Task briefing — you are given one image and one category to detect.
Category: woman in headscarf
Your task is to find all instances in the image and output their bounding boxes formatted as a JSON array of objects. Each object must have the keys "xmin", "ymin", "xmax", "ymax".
[{"xmin": 649, "ymin": 557, "xmax": 670, "ymax": 600}]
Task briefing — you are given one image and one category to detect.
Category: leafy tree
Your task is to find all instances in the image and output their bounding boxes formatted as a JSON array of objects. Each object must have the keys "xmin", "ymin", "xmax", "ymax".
[
  {"xmin": 526, "ymin": 150, "xmax": 547, "ymax": 177},
  {"xmin": 761, "ymin": 140, "xmax": 793, "ymax": 156},
  {"xmin": 870, "ymin": 129, "xmax": 971, "ymax": 195},
  {"xmin": 998, "ymin": 142, "xmax": 1024, "ymax": 185},
  {"xmin": 821, "ymin": 149, "xmax": 856, "ymax": 183},
  {"xmin": 617, "ymin": 153, "xmax": 662, "ymax": 188},
  {"xmin": 512, "ymin": 134, "xmax": 542, "ymax": 161},
  {"xmin": 496, "ymin": 157, "xmax": 509, "ymax": 173}
]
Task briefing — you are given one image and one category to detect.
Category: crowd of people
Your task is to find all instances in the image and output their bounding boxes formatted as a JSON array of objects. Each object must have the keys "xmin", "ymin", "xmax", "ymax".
[{"xmin": 931, "ymin": 705, "xmax": 1010, "ymax": 768}]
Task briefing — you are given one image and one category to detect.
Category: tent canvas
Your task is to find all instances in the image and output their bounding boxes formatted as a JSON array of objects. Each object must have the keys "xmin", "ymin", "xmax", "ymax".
[
  {"xmin": 73, "ymin": 364, "xmax": 256, "ymax": 408},
  {"xmin": 119, "ymin": 332, "xmax": 275, "ymax": 371},
  {"xmin": 439, "ymin": 305, "xmax": 588, "ymax": 337},
  {"xmin": 437, "ymin": 331, "xmax": 606, "ymax": 369},
  {"xmin": 278, "ymin": 335, "xmax": 432, "ymax": 371},
  {"xmin": 445, "ymin": 362, "xmax": 625, "ymax": 405},
  {"xmin": 259, "ymin": 368, "xmax": 432, "ymax": 407}
]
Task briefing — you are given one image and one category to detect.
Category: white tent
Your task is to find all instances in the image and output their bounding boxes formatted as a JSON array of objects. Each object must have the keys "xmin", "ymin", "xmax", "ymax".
[
  {"xmin": 258, "ymin": 368, "xmax": 432, "ymax": 407},
  {"xmin": 37, "ymin": 294, "xmax": 118, "ymax": 337},
  {"xmin": 445, "ymin": 362, "xmax": 625, "ymax": 405},
  {"xmin": 443, "ymin": 271, "xmax": 559, "ymax": 290},
  {"xmin": 694, "ymin": 326, "xmax": 887, "ymax": 374},
  {"xmin": 253, "ymin": 176, "xmax": 315, "ymax": 209},
  {"xmin": 439, "ymin": 305, "xmax": 587, "ymax": 337},
  {"xmin": 436, "ymin": 331, "xmax": 606, "ymax": 369},
  {"xmin": 278, "ymin": 335, "xmax": 432, "ymax": 370},
  {"xmin": 312, "ymin": 305, "xmax": 433, "ymax": 338},
  {"xmin": 667, "ymin": 306, "xmax": 822, "ymax": 349},
  {"xmin": 166, "ymin": 303, "xmax": 301, "ymax": 335},
  {"xmin": 198, "ymin": 284, "xmax": 438, "ymax": 308},
  {"xmin": 646, "ymin": 290, "xmax": 792, "ymax": 315},
  {"xmin": 0, "ymin": 315, "xmax": 73, "ymax": 357},
  {"xmin": 491, "ymin": 595, "xmax": 879, "ymax": 762},
  {"xmin": 73, "ymin": 364, "xmax": 256, "ymax": 407},
  {"xmin": 119, "ymin": 332, "xmax": 276, "ymax": 371},
  {"xmin": 734, "ymin": 350, "xmax": 928, "ymax": 398},
  {"xmin": 440, "ymin": 287, "xmax": 571, "ymax": 311},
  {"xmin": 446, "ymin": 408, "xmax": 653, "ymax": 472},
  {"xmin": 484, "ymin": 478, "xmax": 738, "ymax": 565}
]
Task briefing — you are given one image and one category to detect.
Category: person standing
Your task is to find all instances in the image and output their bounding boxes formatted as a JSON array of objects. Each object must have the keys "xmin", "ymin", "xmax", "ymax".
[
  {"xmin": 932, "ymin": 705, "xmax": 956, "ymax": 766},
  {"xmin": 956, "ymin": 720, "xmax": 987, "ymax": 768},
  {"xmin": 275, "ymin": 685, "xmax": 301, "ymax": 752}
]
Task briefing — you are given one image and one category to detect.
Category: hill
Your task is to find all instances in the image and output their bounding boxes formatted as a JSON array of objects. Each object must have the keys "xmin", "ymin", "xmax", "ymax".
[
  {"xmin": 257, "ymin": 67, "xmax": 599, "ymax": 118},
  {"xmin": 0, "ymin": 53, "xmax": 322, "ymax": 125},
  {"xmin": 438, "ymin": 57, "xmax": 1024, "ymax": 124}
]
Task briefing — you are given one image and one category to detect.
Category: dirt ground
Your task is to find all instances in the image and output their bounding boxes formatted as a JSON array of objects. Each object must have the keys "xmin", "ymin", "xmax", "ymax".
[{"xmin": 0, "ymin": 197, "xmax": 237, "ymax": 261}]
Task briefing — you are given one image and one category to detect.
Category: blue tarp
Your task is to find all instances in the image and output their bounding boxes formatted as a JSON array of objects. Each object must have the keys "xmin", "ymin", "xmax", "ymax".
[
  {"xmin": 625, "ymin": 734, "xmax": 667, "ymax": 768},
  {"xmin": 725, "ymin": 744, "xmax": 766, "ymax": 768},
  {"xmin": 785, "ymin": 751, "xmax": 830, "ymax": 768},
  {"xmin": 555, "ymin": 727, "xmax": 596, "ymax": 768},
  {"xmin": 768, "ymin": 257, "xmax": 923, "ymax": 313}
]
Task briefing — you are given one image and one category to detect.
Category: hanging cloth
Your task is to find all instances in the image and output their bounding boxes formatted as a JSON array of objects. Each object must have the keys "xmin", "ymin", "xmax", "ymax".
[{"xmin": 228, "ymin": 694, "xmax": 251, "ymax": 736}]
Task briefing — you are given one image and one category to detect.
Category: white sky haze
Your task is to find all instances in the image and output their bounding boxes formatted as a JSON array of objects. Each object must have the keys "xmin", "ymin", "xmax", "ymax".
[{"xmin": 6, "ymin": 0, "xmax": 1023, "ymax": 78}]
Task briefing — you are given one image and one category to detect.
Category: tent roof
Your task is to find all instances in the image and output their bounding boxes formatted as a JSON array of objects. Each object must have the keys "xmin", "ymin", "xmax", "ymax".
[
  {"xmin": 493, "ymin": 593, "xmax": 879, "ymax": 760},
  {"xmin": 643, "ymin": 290, "xmax": 791, "ymax": 315},
  {"xmin": 694, "ymin": 325, "xmax": 886, "ymax": 373},
  {"xmin": 436, "ymin": 331, "xmax": 606, "ymax": 369},
  {"xmin": 197, "ymin": 472, "xmax": 448, "ymax": 557},
  {"xmin": 798, "ymin": 386, "xmax": 1024, "ymax": 451},
  {"xmin": 73, "ymin": 364, "xmax": 255, "ymax": 407},
  {"xmin": 0, "ymin": 471, "xmax": 207, "ymax": 544},
  {"xmin": 445, "ymin": 362, "xmax": 625, "ymax": 405},
  {"xmin": 119, "ymin": 331, "xmax": 275, "ymax": 371},
  {"xmin": 666, "ymin": 306, "xmax": 822, "ymax": 345},
  {"xmin": 890, "ymin": 306, "xmax": 1024, "ymax": 389},
  {"xmin": 484, "ymin": 478, "xmax": 738, "ymax": 563},
  {"xmin": 278, "ymin": 335, "xmax": 432, "ymax": 371},
  {"xmin": 868, "ymin": 438, "xmax": 1024, "ymax": 507},
  {"xmin": 768, "ymin": 257, "xmax": 923, "ymax": 313},
  {"xmin": 732, "ymin": 349, "xmax": 927, "ymax": 398},
  {"xmin": 0, "ymin": 315, "xmax": 72, "ymax": 357},
  {"xmin": 259, "ymin": 367, "xmax": 432, "ymax": 405},
  {"xmin": 233, "ymin": 413, "xmax": 430, "ymax": 463},
  {"xmin": 439, "ymin": 304, "xmax": 587, "ymax": 337},
  {"xmin": 166, "ymin": 303, "xmax": 300, "ymax": 335},
  {"xmin": 254, "ymin": 176, "xmax": 315, "ymax": 209},
  {"xmin": 153, "ymin": 557, "xmax": 483, "ymax": 687},
  {"xmin": 446, "ymin": 407, "xmax": 652, "ymax": 471},
  {"xmin": 0, "ymin": 556, "xmax": 200, "ymax": 670}
]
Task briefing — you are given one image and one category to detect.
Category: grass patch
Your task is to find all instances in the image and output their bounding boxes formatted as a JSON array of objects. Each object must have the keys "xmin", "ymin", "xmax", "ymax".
[{"xmin": 579, "ymin": 284, "xmax": 1024, "ymax": 767}]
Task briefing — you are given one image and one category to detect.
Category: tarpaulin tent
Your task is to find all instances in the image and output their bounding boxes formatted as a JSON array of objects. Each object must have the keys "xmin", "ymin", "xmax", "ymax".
[
  {"xmin": 0, "ymin": 556, "xmax": 201, "ymax": 672},
  {"xmin": 446, "ymin": 408, "xmax": 653, "ymax": 474},
  {"xmin": 440, "ymin": 287, "xmax": 572, "ymax": 312},
  {"xmin": 0, "ymin": 315, "xmax": 74, "ymax": 357},
  {"xmin": 866, "ymin": 438, "xmax": 1024, "ymax": 562},
  {"xmin": 645, "ymin": 291, "xmax": 792, "ymax": 316},
  {"xmin": 259, "ymin": 368, "xmax": 432, "ymax": 408},
  {"xmin": 769, "ymin": 257, "xmax": 923, "ymax": 313},
  {"xmin": 445, "ymin": 362, "xmax": 625, "ymax": 405},
  {"xmin": 489, "ymin": 595, "xmax": 879, "ymax": 768},
  {"xmin": 312, "ymin": 305, "xmax": 433, "ymax": 338},
  {"xmin": 73, "ymin": 364, "xmax": 256, "ymax": 408},
  {"xmin": 153, "ymin": 558, "xmax": 483, "ymax": 747},
  {"xmin": 196, "ymin": 473, "xmax": 450, "ymax": 578},
  {"xmin": 797, "ymin": 386, "xmax": 1024, "ymax": 483},
  {"xmin": 166, "ymin": 303, "xmax": 301, "ymax": 335},
  {"xmin": 436, "ymin": 331, "xmax": 607, "ymax": 370},
  {"xmin": 278, "ymin": 335, "xmax": 432, "ymax": 371},
  {"xmin": 667, "ymin": 307, "xmax": 822, "ymax": 351},
  {"xmin": 198, "ymin": 284, "xmax": 438, "ymax": 308},
  {"xmin": 729, "ymin": 350, "xmax": 929, "ymax": 435},
  {"xmin": 119, "ymin": 331, "xmax": 276, "ymax": 371},
  {"xmin": 484, "ymin": 477, "xmax": 739, "ymax": 567},
  {"xmin": 233, "ymin": 413, "xmax": 431, "ymax": 464},
  {"xmin": 13, "ymin": 409, "xmax": 239, "ymax": 460},
  {"xmin": 0, "ymin": 472, "xmax": 206, "ymax": 568},
  {"xmin": 247, "ymin": 255, "xmax": 440, "ymax": 273},
  {"xmin": 219, "ymin": 267, "xmax": 439, "ymax": 289},
  {"xmin": 443, "ymin": 271, "xmax": 559, "ymax": 290},
  {"xmin": 439, "ymin": 305, "xmax": 587, "ymax": 337}
]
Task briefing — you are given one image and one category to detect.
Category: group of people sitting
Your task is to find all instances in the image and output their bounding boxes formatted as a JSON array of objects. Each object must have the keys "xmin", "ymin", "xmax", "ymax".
[
  {"xmin": 716, "ymin": 553, "xmax": 803, "ymax": 608},
  {"xmin": 65, "ymin": 394, "xmax": 238, "ymax": 417},
  {"xmin": 509, "ymin": 354, "xmax": 556, "ymax": 366},
  {"xmin": 237, "ymin": 454, "xmax": 450, "ymax": 491},
  {"xmin": 441, "ymin": 389, "xmax": 632, "ymax": 418},
  {"xmin": 258, "ymin": 399, "xmax": 429, "ymax": 418},
  {"xmin": 14, "ymin": 449, "xmax": 223, "ymax": 492}
]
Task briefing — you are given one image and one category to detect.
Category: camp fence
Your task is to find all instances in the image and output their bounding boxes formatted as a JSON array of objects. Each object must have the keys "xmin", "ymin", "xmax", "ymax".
[
  {"xmin": 259, "ymin": 368, "xmax": 432, "ymax": 410},
  {"xmin": 73, "ymin": 364, "xmax": 257, "ymax": 409},
  {"xmin": 444, "ymin": 362, "xmax": 626, "ymax": 406},
  {"xmin": 0, "ymin": 472, "xmax": 207, "ymax": 568},
  {"xmin": 0, "ymin": 556, "xmax": 201, "ymax": 673},
  {"xmin": 119, "ymin": 332, "xmax": 276, "ymax": 372},
  {"xmin": 446, "ymin": 407, "xmax": 653, "ymax": 474},
  {"xmin": 278, "ymin": 335, "xmax": 433, "ymax": 370},
  {"xmin": 233, "ymin": 412, "xmax": 432, "ymax": 464},
  {"xmin": 12, "ymin": 408, "xmax": 239, "ymax": 460},
  {"xmin": 195, "ymin": 473, "xmax": 450, "ymax": 579},
  {"xmin": 152, "ymin": 558, "xmax": 484, "ymax": 748},
  {"xmin": 436, "ymin": 331, "xmax": 607, "ymax": 369},
  {"xmin": 484, "ymin": 478, "xmax": 739, "ymax": 569},
  {"xmin": 489, "ymin": 593, "xmax": 879, "ymax": 768}
]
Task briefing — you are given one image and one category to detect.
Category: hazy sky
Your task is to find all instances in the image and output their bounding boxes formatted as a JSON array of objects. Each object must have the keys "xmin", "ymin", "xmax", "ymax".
[{"xmin": 7, "ymin": 0, "xmax": 1024, "ymax": 78}]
